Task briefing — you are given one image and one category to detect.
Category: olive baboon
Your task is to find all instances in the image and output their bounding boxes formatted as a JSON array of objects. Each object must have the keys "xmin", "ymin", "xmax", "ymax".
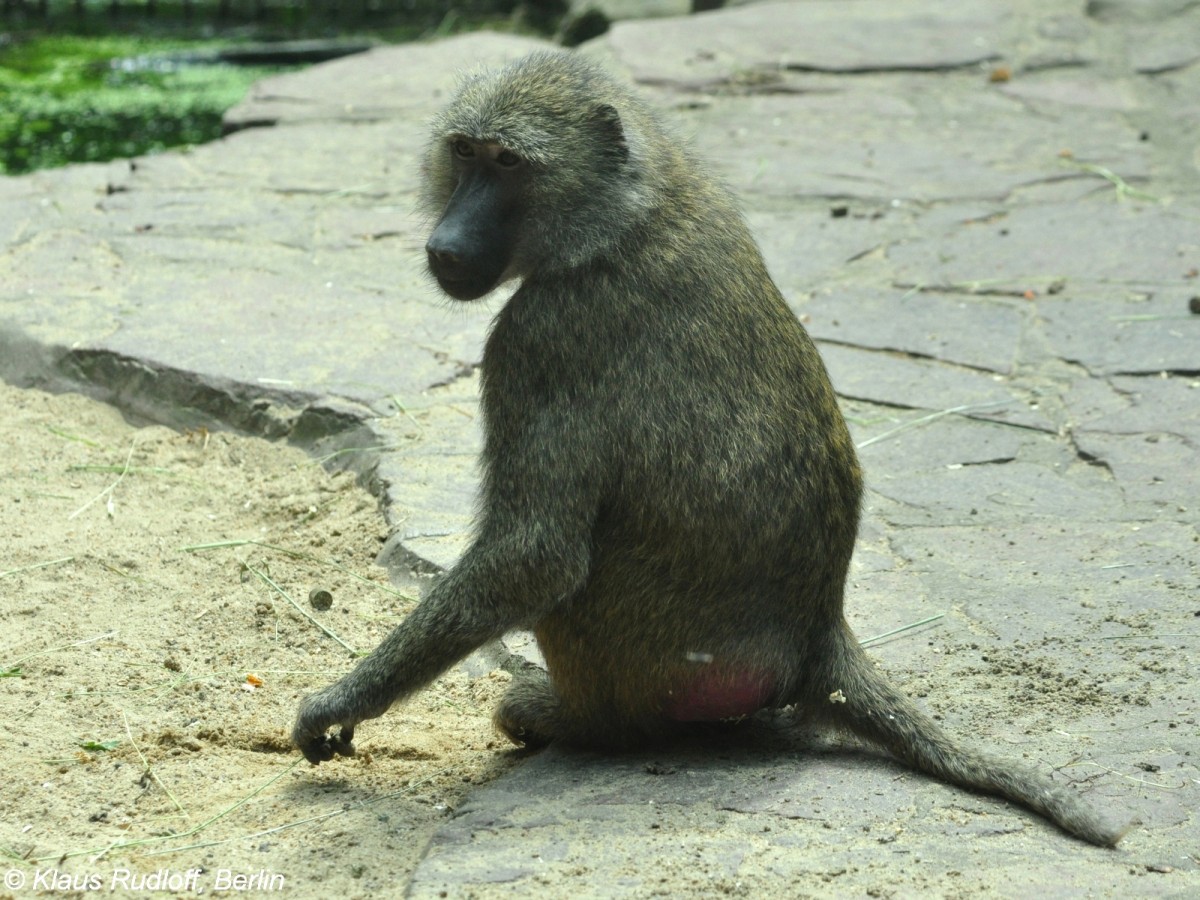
[{"xmin": 293, "ymin": 51, "xmax": 1127, "ymax": 847}]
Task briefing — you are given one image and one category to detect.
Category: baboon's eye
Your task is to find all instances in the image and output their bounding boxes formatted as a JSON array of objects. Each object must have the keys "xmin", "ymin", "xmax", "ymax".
[
  {"xmin": 495, "ymin": 150, "xmax": 521, "ymax": 168},
  {"xmin": 451, "ymin": 139, "xmax": 474, "ymax": 159}
]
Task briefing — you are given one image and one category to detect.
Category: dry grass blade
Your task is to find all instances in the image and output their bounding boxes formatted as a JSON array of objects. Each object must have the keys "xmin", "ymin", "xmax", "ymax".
[
  {"xmin": 0, "ymin": 555, "xmax": 75, "ymax": 579},
  {"xmin": 68, "ymin": 438, "xmax": 137, "ymax": 520},
  {"xmin": 37, "ymin": 758, "xmax": 304, "ymax": 863},
  {"xmin": 1064, "ymin": 159, "xmax": 1162, "ymax": 203},
  {"xmin": 860, "ymin": 614, "xmax": 944, "ymax": 648},
  {"xmin": 143, "ymin": 768, "xmax": 453, "ymax": 857},
  {"xmin": 122, "ymin": 710, "xmax": 188, "ymax": 820},
  {"xmin": 240, "ymin": 559, "xmax": 358, "ymax": 655},
  {"xmin": 856, "ymin": 400, "xmax": 1011, "ymax": 450},
  {"xmin": 3, "ymin": 630, "xmax": 117, "ymax": 672},
  {"xmin": 181, "ymin": 539, "xmax": 412, "ymax": 598}
]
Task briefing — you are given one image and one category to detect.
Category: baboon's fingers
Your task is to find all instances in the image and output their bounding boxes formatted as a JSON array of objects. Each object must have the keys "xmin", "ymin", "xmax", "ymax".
[
  {"xmin": 299, "ymin": 735, "xmax": 335, "ymax": 765},
  {"xmin": 329, "ymin": 726, "xmax": 356, "ymax": 758},
  {"xmin": 293, "ymin": 692, "xmax": 360, "ymax": 764},
  {"xmin": 295, "ymin": 726, "xmax": 356, "ymax": 765}
]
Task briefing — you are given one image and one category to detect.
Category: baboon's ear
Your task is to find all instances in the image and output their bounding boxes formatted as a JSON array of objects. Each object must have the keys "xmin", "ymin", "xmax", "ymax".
[{"xmin": 593, "ymin": 104, "xmax": 630, "ymax": 161}]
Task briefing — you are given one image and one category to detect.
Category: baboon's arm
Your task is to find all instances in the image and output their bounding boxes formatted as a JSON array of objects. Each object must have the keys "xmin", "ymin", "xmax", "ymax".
[{"xmin": 292, "ymin": 480, "xmax": 593, "ymax": 764}]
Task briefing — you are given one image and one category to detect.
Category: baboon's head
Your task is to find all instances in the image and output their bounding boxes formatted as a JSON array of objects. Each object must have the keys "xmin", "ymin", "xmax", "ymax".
[{"xmin": 421, "ymin": 52, "xmax": 662, "ymax": 301}]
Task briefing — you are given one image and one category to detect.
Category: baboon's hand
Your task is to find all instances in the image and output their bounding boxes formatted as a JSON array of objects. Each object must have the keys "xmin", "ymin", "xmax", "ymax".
[{"xmin": 292, "ymin": 689, "xmax": 360, "ymax": 765}]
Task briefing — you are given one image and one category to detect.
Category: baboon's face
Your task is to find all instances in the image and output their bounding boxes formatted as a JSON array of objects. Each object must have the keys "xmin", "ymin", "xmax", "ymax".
[{"xmin": 425, "ymin": 137, "xmax": 526, "ymax": 301}]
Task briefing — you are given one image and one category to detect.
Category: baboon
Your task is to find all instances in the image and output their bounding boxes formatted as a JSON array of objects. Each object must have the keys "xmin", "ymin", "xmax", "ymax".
[{"xmin": 293, "ymin": 51, "xmax": 1127, "ymax": 847}]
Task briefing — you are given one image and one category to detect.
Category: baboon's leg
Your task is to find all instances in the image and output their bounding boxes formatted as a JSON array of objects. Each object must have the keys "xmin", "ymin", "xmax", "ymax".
[{"xmin": 493, "ymin": 667, "xmax": 561, "ymax": 750}]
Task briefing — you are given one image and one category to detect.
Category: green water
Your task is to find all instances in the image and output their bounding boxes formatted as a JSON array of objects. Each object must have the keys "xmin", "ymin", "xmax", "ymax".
[
  {"xmin": 0, "ymin": 3, "xmax": 544, "ymax": 176},
  {"xmin": 0, "ymin": 35, "xmax": 288, "ymax": 174}
]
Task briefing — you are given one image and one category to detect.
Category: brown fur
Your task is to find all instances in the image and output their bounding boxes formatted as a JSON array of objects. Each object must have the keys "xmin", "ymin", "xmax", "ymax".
[{"xmin": 293, "ymin": 51, "xmax": 1128, "ymax": 847}]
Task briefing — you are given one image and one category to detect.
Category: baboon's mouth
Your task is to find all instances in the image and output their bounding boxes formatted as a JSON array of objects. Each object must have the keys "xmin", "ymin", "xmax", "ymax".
[{"xmin": 435, "ymin": 274, "xmax": 494, "ymax": 302}]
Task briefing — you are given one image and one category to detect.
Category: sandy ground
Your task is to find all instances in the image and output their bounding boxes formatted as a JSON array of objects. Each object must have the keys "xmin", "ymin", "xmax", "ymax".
[
  {"xmin": 0, "ymin": 380, "xmax": 519, "ymax": 896},
  {"xmin": 1, "ymin": 381, "xmax": 1195, "ymax": 899}
]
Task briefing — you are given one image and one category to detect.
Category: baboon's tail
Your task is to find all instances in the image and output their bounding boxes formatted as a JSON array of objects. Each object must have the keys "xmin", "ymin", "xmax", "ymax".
[{"xmin": 817, "ymin": 621, "xmax": 1131, "ymax": 847}]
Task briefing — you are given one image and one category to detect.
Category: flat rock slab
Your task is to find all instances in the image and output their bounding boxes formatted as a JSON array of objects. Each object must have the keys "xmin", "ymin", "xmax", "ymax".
[
  {"xmin": 800, "ymin": 286, "xmax": 1028, "ymax": 375},
  {"xmin": 223, "ymin": 32, "xmax": 550, "ymax": 129},
  {"xmin": 410, "ymin": 735, "xmax": 1138, "ymax": 898},
  {"xmin": 1, "ymin": 0, "xmax": 1198, "ymax": 895},
  {"xmin": 608, "ymin": 0, "xmax": 1010, "ymax": 82},
  {"xmin": 676, "ymin": 87, "xmax": 1149, "ymax": 204}
]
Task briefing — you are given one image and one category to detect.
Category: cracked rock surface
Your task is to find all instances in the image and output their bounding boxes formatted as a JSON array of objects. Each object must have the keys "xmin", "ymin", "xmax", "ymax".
[{"xmin": 1, "ymin": 0, "xmax": 1197, "ymax": 895}]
